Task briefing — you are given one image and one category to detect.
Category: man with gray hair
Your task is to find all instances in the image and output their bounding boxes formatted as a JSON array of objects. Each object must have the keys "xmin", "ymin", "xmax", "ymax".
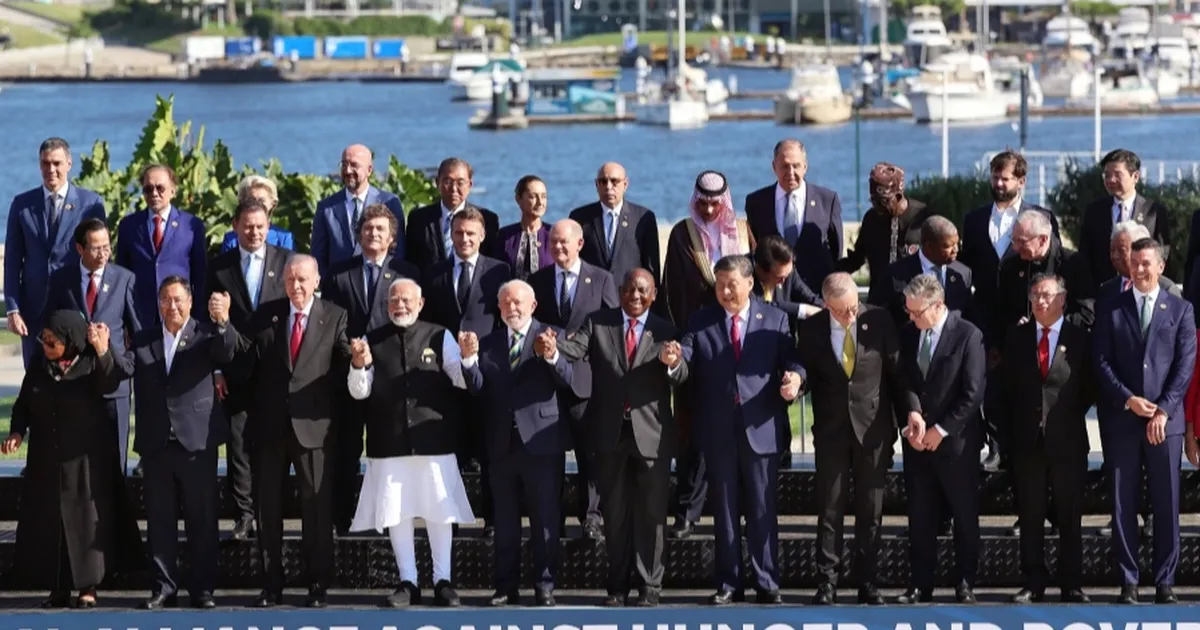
[
  {"xmin": 895, "ymin": 273, "xmax": 986, "ymax": 605},
  {"xmin": 1099, "ymin": 220, "xmax": 1181, "ymax": 306},
  {"xmin": 870, "ymin": 215, "xmax": 972, "ymax": 327}
]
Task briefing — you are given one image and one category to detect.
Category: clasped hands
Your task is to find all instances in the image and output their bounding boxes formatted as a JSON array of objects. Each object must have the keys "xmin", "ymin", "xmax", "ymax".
[
  {"xmin": 532, "ymin": 329, "xmax": 558, "ymax": 360},
  {"xmin": 1128, "ymin": 396, "xmax": 1168, "ymax": 445},
  {"xmin": 208, "ymin": 291, "xmax": 231, "ymax": 324},
  {"xmin": 350, "ymin": 337, "xmax": 372, "ymax": 368},
  {"xmin": 656, "ymin": 341, "xmax": 802, "ymax": 401},
  {"xmin": 902, "ymin": 411, "xmax": 943, "ymax": 451}
]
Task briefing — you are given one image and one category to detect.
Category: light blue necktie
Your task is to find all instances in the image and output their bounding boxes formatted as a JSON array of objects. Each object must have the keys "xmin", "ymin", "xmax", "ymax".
[
  {"xmin": 443, "ymin": 211, "xmax": 455, "ymax": 259},
  {"xmin": 244, "ymin": 253, "xmax": 262, "ymax": 310}
]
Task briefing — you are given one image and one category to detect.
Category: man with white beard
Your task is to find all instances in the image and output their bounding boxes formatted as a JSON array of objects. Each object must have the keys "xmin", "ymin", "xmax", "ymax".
[{"xmin": 347, "ymin": 278, "xmax": 475, "ymax": 608}]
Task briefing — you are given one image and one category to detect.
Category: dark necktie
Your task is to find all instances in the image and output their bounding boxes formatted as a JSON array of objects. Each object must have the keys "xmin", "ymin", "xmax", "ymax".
[
  {"xmin": 625, "ymin": 318, "xmax": 637, "ymax": 366},
  {"xmin": 365, "ymin": 262, "xmax": 379, "ymax": 306},
  {"xmin": 559, "ymin": 270, "xmax": 573, "ymax": 323},
  {"xmin": 456, "ymin": 261, "xmax": 472, "ymax": 313},
  {"xmin": 152, "ymin": 214, "xmax": 165, "ymax": 253},
  {"xmin": 47, "ymin": 194, "xmax": 61, "ymax": 241},
  {"xmin": 1038, "ymin": 326, "xmax": 1050, "ymax": 378},
  {"xmin": 730, "ymin": 314, "xmax": 742, "ymax": 361},
  {"xmin": 85, "ymin": 271, "xmax": 98, "ymax": 317},
  {"xmin": 289, "ymin": 313, "xmax": 304, "ymax": 365}
]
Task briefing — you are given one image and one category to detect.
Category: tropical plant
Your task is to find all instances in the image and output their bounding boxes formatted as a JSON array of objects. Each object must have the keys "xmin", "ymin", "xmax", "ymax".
[
  {"xmin": 905, "ymin": 172, "xmax": 993, "ymax": 228},
  {"xmin": 74, "ymin": 95, "xmax": 437, "ymax": 256}
]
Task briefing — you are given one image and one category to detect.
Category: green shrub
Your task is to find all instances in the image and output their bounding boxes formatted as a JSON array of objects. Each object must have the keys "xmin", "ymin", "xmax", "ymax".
[{"xmin": 905, "ymin": 173, "xmax": 993, "ymax": 229}]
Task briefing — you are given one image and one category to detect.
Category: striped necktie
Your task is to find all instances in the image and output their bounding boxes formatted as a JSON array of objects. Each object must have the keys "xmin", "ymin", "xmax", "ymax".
[{"xmin": 509, "ymin": 330, "xmax": 523, "ymax": 369}]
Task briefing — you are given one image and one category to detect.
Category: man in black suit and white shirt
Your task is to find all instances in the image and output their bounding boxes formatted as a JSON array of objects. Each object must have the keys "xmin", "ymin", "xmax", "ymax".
[
  {"xmin": 405, "ymin": 157, "xmax": 501, "ymax": 271},
  {"xmin": 751, "ymin": 235, "xmax": 823, "ymax": 334},
  {"xmin": 570, "ymin": 162, "xmax": 662, "ymax": 286},
  {"xmin": 205, "ymin": 199, "xmax": 289, "ymax": 540},
  {"xmin": 1078, "ymin": 149, "xmax": 1171, "ymax": 287},
  {"xmin": 744, "ymin": 139, "xmax": 844, "ymax": 292},
  {"xmin": 871, "ymin": 216, "xmax": 973, "ymax": 326},
  {"xmin": 529, "ymin": 218, "xmax": 618, "ymax": 540}
]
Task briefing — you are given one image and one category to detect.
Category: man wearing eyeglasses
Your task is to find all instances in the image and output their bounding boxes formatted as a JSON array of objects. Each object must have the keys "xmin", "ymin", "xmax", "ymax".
[
  {"xmin": 311, "ymin": 144, "xmax": 407, "ymax": 278},
  {"xmin": 48, "ymin": 218, "xmax": 140, "ymax": 474},
  {"xmin": 570, "ymin": 162, "xmax": 662, "ymax": 288},
  {"xmin": 115, "ymin": 164, "xmax": 208, "ymax": 327},
  {"xmin": 404, "ymin": 157, "xmax": 500, "ymax": 272}
]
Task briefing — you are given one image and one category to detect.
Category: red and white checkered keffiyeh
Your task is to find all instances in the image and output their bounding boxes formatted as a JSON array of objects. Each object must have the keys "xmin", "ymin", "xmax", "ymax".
[{"xmin": 690, "ymin": 170, "xmax": 740, "ymax": 256}]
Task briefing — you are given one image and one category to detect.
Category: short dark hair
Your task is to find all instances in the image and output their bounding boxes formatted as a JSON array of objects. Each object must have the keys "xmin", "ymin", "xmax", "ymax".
[
  {"xmin": 233, "ymin": 199, "xmax": 269, "ymax": 223},
  {"xmin": 1029, "ymin": 272, "xmax": 1066, "ymax": 295},
  {"xmin": 1131, "ymin": 237, "xmax": 1162, "ymax": 258},
  {"xmin": 39, "ymin": 137, "xmax": 70, "ymax": 156},
  {"xmin": 437, "ymin": 157, "xmax": 473, "ymax": 181},
  {"xmin": 1101, "ymin": 149, "xmax": 1141, "ymax": 174},
  {"xmin": 753, "ymin": 235, "xmax": 794, "ymax": 270},
  {"xmin": 158, "ymin": 276, "xmax": 192, "ymax": 298},
  {"xmin": 714, "ymin": 254, "xmax": 754, "ymax": 279},
  {"xmin": 514, "ymin": 174, "xmax": 544, "ymax": 197},
  {"xmin": 141, "ymin": 163, "xmax": 177, "ymax": 186},
  {"xmin": 451, "ymin": 206, "xmax": 486, "ymax": 231},
  {"xmin": 73, "ymin": 218, "xmax": 108, "ymax": 248},
  {"xmin": 358, "ymin": 203, "xmax": 398, "ymax": 244},
  {"xmin": 989, "ymin": 149, "xmax": 1028, "ymax": 179}
]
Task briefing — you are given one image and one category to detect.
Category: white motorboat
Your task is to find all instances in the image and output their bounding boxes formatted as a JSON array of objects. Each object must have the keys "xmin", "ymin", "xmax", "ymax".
[
  {"xmin": 446, "ymin": 52, "xmax": 490, "ymax": 87},
  {"xmin": 906, "ymin": 52, "xmax": 1011, "ymax": 123},
  {"xmin": 1043, "ymin": 13, "xmax": 1098, "ymax": 50},
  {"xmin": 1039, "ymin": 49, "xmax": 1094, "ymax": 99},
  {"xmin": 448, "ymin": 58, "xmax": 524, "ymax": 102},
  {"xmin": 774, "ymin": 63, "xmax": 852, "ymax": 125},
  {"xmin": 990, "ymin": 55, "xmax": 1045, "ymax": 108},
  {"xmin": 1067, "ymin": 64, "xmax": 1160, "ymax": 108},
  {"xmin": 901, "ymin": 4, "xmax": 955, "ymax": 69}
]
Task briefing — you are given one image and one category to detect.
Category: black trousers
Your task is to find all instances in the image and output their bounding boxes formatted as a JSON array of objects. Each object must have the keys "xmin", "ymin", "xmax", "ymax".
[
  {"xmin": 225, "ymin": 409, "xmax": 255, "ymax": 522},
  {"xmin": 143, "ymin": 442, "xmax": 219, "ymax": 596},
  {"xmin": 814, "ymin": 433, "xmax": 891, "ymax": 586},
  {"xmin": 672, "ymin": 438, "xmax": 706, "ymax": 524},
  {"xmin": 595, "ymin": 424, "xmax": 670, "ymax": 594},
  {"xmin": 254, "ymin": 428, "xmax": 334, "ymax": 592},
  {"xmin": 491, "ymin": 427, "xmax": 564, "ymax": 592},
  {"xmin": 334, "ymin": 396, "xmax": 366, "ymax": 532},
  {"xmin": 904, "ymin": 440, "xmax": 981, "ymax": 590},
  {"xmin": 459, "ymin": 398, "xmax": 493, "ymax": 525},
  {"xmin": 1014, "ymin": 437, "xmax": 1086, "ymax": 591},
  {"xmin": 567, "ymin": 399, "xmax": 602, "ymax": 526}
]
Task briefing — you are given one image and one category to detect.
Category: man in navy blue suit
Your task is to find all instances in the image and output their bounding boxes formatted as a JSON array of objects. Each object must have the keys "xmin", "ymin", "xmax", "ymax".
[
  {"xmin": 115, "ymin": 164, "xmax": 207, "ymax": 327},
  {"xmin": 661, "ymin": 255, "xmax": 803, "ymax": 605},
  {"xmin": 1094, "ymin": 237, "xmax": 1196, "ymax": 605},
  {"xmin": 48, "ymin": 218, "xmax": 141, "ymax": 473},
  {"xmin": 462, "ymin": 280, "xmax": 573, "ymax": 607},
  {"xmin": 311, "ymin": 144, "xmax": 406, "ymax": 278},
  {"xmin": 131, "ymin": 277, "xmax": 238, "ymax": 610},
  {"xmin": 5, "ymin": 137, "xmax": 107, "ymax": 366}
]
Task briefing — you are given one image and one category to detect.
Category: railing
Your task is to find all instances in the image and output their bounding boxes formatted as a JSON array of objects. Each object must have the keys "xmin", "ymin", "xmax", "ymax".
[{"xmin": 977, "ymin": 151, "xmax": 1200, "ymax": 208}]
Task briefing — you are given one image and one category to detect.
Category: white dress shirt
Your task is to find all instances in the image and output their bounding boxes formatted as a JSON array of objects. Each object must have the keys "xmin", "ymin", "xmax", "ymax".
[
  {"xmin": 348, "ymin": 329, "xmax": 468, "ymax": 398},
  {"xmin": 829, "ymin": 313, "xmax": 857, "ymax": 372},
  {"xmin": 453, "ymin": 252, "xmax": 481, "ymax": 295},
  {"xmin": 80, "ymin": 262, "xmax": 104, "ymax": 300},
  {"xmin": 774, "ymin": 182, "xmax": 807, "ymax": 236},
  {"xmin": 43, "ymin": 183, "xmax": 68, "ymax": 212},
  {"xmin": 162, "ymin": 318, "xmax": 190, "ymax": 373},
  {"xmin": 923, "ymin": 308, "xmax": 950, "ymax": 437},
  {"xmin": 602, "ymin": 202, "xmax": 624, "ymax": 247},
  {"xmin": 1132, "ymin": 284, "xmax": 1161, "ymax": 323},
  {"xmin": 362, "ymin": 252, "xmax": 388, "ymax": 293},
  {"xmin": 989, "ymin": 198, "xmax": 1020, "ymax": 257},
  {"xmin": 1112, "ymin": 194, "xmax": 1137, "ymax": 224},
  {"xmin": 625, "ymin": 310, "xmax": 649, "ymax": 347},
  {"xmin": 918, "ymin": 249, "xmax": 945, "ymax": 284},
  {"xmin": 146, "ymin": 207, "xmax": 171, "ymax": 241},
  {"xmin": 288, "ymin": 298, "xmax": 315, "ymax": 348},
  {"xmin": 556, "ymin": 258, "xmax": 583, "ymax": 306}
]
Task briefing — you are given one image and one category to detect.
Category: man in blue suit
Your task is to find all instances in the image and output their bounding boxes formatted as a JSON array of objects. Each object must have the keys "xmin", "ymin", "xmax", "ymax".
[
  {"xmin": 48, "ymin": 218, "xmax": 141, "ymax": 473},
  {"xmin": 311, "ymin": 144, "xmax": 406, "ymax": 278},
  {"xmin": 5, "ymin": 137, "xmax": 107, "ymax": 366},
  {"xmin": 115, "ymin": 164, "xmax": 208, "ymax": 327},
  {"xmin": 661, "ymin": 255, "xmax": 804, "ymax": 605},
  {"xmin": 1093, "ymin": 237, "xmax": 1196, "ymax": 605},
  {"xmin": 131, "ymin": 276, "xmax": 238, "ymax": 610},
  {"xmin": 462, "ymin": 280, "xmax": 573, "ymax": 607}
]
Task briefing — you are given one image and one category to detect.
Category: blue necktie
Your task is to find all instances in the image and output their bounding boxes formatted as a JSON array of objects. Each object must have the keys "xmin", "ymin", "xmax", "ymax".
[
  {"xmin": 366, "ymin": 262, "xmax": 379, "ymax": 306},
  {"xmin": 243, "ymin": 253, "xmax": 262, "ymax": 310}
]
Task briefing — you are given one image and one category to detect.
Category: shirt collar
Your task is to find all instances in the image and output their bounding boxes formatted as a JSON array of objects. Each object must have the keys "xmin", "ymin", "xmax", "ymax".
[
  {"xmin": 992, "ymin": 195, "xmax": 1022, "ymax": 216},
  {"xmin": 442, "ymin": 202, "xmax": 465, "ymax": 217},
  {"xmin": 559, "ymin": 258, "xmax": 582, "ymax": 276},
  {"xmin": 239, "ymin": 245, "xmax": 265, "ymax": 259},
  {"xmin": 1133, "ymin": 283, "xmax": 1161, "ymax": 304},
  {"xmin": 163, "ymin": 317, "xmax": 190, "ymax": 340},
  {"xmin": 776, "ymin": 181, "xmax": 806, "ymax": 202},
  {"xmin": 918, "ymin": 249, "xmax": 938, "ymax": 273},
  {"xmin": 1037, "ymin": 315, "xmax": 1064, "ymax": 333},
  {"xmin": 150, "ymin": 206, "xmax": 171, "ymax": 219},
  {"xmin": 289, "ymin": 298, "xmax": 315, "ymax": 319},
  {"xmin": 1114, "ymin": 193, "xmax": 1137, "ymax": 207},
  {"xmin": 623, "ymin": 310, "xmax": 649, "ymax": 328},
  {"xmin": 346, "ymin": 187, "xmax": 369, "ymax": 205},
  {"xmin": 929, "ymin": 308, "xmax": 949, "ymax": 337},
  {"xmin": 725, "ymin": 303, "xmax": 751, "ymax": 324},
  {"xmin": 363, "ymin": 252, "xmax": 388, "ymax": 267},
  {"xmin": 43, "ymin": 182, "xmax": 69, "ymax": 200},
  {"xmin": 509, "ymin": 319, "xmax": 534, "ymax": 340},
  {"xmin": 829, "ymin": 313, "xmax": 855, "ymax": 332},
  {"xmin": 81, "ymin": 261, "xmax": 104, "ymax": 278},
  {"xmin": 601, "ymin": 201, "xmax": 623, "ymax": 216},
  {"xmin": 455, "ymin": 252, "xmax": 480, "ymax": 268}
]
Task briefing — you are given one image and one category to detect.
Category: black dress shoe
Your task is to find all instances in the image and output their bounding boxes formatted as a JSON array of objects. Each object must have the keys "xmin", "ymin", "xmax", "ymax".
[
  {"xmin": 1009, "ymin": 523, "xmax": 1021, "ymax": 537},
  {"xmin": 306, "ymin": 588, "xmax": 327, "ymax": 608},
  {"xmin": 1012, "ymin": 588, "xmax": 1044, "ymax": 604},
  {"xmin": 480, "ymin": 525, "xmax": 495, "ymax": 539},
  {"xmin": 1156, "ymin": 585, "xmax": 1177, "ymax": 604},
  {"xmin": 896, "ymin": 587, "xmax": 933, "ymax": 604},
  {"xmin": 709, "ymin": 589, "xmax": 737, "ymax": 605},
  {"xmin": 140, "ymin": 592, "xmax": 178, "ymax": 610},
  {"xmin": 982, "ymin": 451, "xmax": 1002, "ymax": 472},
  {"xmin": 956, "ymin": 586, "xmax": 977, "ymax": 604},
  {"xmin": 938, "ymin": 520, "xmax": 953, "ymax": 536},
  {"xmin": 1142, "ymin": 515, "xmax": 1155, "ymax": 537},
  {"xmin": 253, "ymin": 590, "xmax": 283, "ymax": 608},
  {"xmin": 75, "ymin": 594, "xmax": 97, "ymax": 609},
  {"xmin": 1061, "ymin": 589, "xmax": 1090, "ymax": 603},
  {"xmin": 1117, "ymin": 585, "xmax": 1139, "ymax": 604},
  {"xmin": 231, "ymin": 518, "xmax": 255, "ymax": 540},
  {"xmin": 191, "ymin": 593, "xmax": 216, "ymax": 609},
  {"xmin": 582, "ymin": 519, "xmax": 604, "ymax": 541},
  {"xmin": 434, "ymin": 580, "xmax": 461, "ymax": 607},
  {"xmin": 812, "ymin": 583, "xmax": 836, "ymax": 605},
  {"xmin": 489, "ymin": 590, "xmax": 519, "ymax": 607},
  {"xmin": 858, "ymin": 584, "xmax": 885, "ymax": 605},
  {"xmin": 671, "ymin": 519, "xmax": 695, "ymax": 540},
  {"xmin": 387, "ymin": 582, "xmax": 421, "ymax": 607},
  {"xmin": 636, "ymin": 589, "xmax": 660, "ymax": 607},
  {"xmin": 41, "ymin": 591, "xmax": 70, "ymax": 609},
  {"xmin": 602, "ymin": 593, "xmax": 623, "ymax": 607},
  {"xmin": 756, "ymin": 589, "xmax": 782, "ymax": 604},
  {"xmin": 536, "ymin": 587, "xmax": 556, "ymax": 607}
]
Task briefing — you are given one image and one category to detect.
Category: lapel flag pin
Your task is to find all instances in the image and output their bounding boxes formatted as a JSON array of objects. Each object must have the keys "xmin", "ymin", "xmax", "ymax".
[
  {"xmin": 267, "ymin": 270, "xmax": 275, "ymax": 277},
  {"xmin": 65, "ymin": 204, "xmax": 74, "ymax": 211},
  {"xmin": 862, "ymin": 323, "xmax": 869, "ymax": 330},
  {"xmin": 385, "ymin": 272, "xmax": 393, "ymax": 279},
  {"xmin": 584, "ymin": 277, "xmax": 592, "ymax": 284},
  {"xmin": 171, "ymin": 221, "xmax": 179, "ymax": 228},
  {"xmin": 755, "ymin": 312, "xmax": 763, "ymax": 319}
]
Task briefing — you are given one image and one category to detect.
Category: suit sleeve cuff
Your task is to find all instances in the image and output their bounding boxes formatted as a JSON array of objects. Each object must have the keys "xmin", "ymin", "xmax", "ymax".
[
  {"xmin": 935, "ymin": 424, "xmax": 948, "ymax": 437},
  {"xmin": 461, "ymin": 355, "xmax": 478, "ymax": 369}
]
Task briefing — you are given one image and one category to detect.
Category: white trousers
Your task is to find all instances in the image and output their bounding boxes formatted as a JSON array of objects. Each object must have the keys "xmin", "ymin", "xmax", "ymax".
[{"xmin": 388, "ymin": 520, "xmax": 454, "ymax": 584}]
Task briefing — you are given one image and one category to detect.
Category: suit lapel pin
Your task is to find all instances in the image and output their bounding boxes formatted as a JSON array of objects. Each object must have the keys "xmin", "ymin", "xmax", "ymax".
[
  {"xmin": 179, "ymin": 340, "xmax": 187, "ymax": 348},
  {"xmin": 950, "ymin": 276, "xmax": 957, "ymax": 283},
  {"xmin": 1018, "ymin": 271, "xmax": 1024, "ymax": 278},
  {"xmin": 1059, "ymin": 345, "xmax": 1066, "ymax": 353},
  {"xmin": 384, "ymin": 272, "xmax": 393, "ymax": 280},
  {"xmin": 1160, "ymin": 303, "xmax": 1167, "ymax": 310},
  {"xmin": 102, "ymin": 284, "xmax": 109, "ymax": 292},
  {"xmin": 170, "ymin": 221, "xmax": 179, "ymax": 228},
  {"xmin": 584, "ymin": 277, "xmax": 592, "ymax": 284},
  {"xmin": 862, "ymin": 323, "xmax": 869, "ymax": 330},
  {"xmin": 1136, "ymin": 213, "xmax": 1145, "ymax": 222},
  {"xmin": 621, "ymin": 220, "xmax": 628, "ymax": 228},
  {"xmin": 755, "ymin": 312, "xmax": 763, "ymax": 319},
  {"xmin": 267, "ymin": 270, "xmax": 276, "ymax": 277},
  {"xmin": 809, "ymin": 200, "xmax": 816, "ymax": 206},
  {"xmin": 65, "ymin": 203, "xmax": 74, "ymax": 211},
  {"xmin": 272, "ymin": 315, "xmax": 279, "ymax": 323}
]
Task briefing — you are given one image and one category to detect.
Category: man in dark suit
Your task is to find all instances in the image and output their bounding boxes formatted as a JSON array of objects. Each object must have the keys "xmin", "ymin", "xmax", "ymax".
[
  {"xmin": 405, "ymin": 157, "xmax": 501, "ymax": 271},
  {"xmin": 115, "ymin": 164, "xmax": 208, "ymax": 327},
  {"xmin": 1001, "ymin": 273, "xmax": 1092, "ymax": 604},
  {"xmin": 1079, "ymin": 149, "xmax": 1172, "ymax": 288},
  {"xmin": 1099, "ymin": 221, "xmax": 1182, "ymax": 305},
  {"xmin": 205, "ymin": 199, "xmax": 289, "ymax": 540},
  {"xmin": 1093, "ymin": 238, "xmax": 1196, "ymax": 605},
  {"xmin": 744, "ymin": 139, "xmax": 843, "ymax": 292},
  {"xmin": 229, "ymin": 254, "xmax": 351, "ymax": 608},
  {"xmin": 529, "ymin": 218, "xmax": 618, "ymax": 540},
  {"xmin": 661, "ymin": 255, "xmax": 803, "ymax": 606},
  {"xmin": 871, "ymin": 216, "xmax": 972, "ymax": 326},
  {"xmin": 462, "ymin": 281, "xmax": 573, "ymax": 607},
  {"xmin": 570, "ymin": 162, "xmax": 662, "ymax": 286},
  {"xmin": 132, "ymin": 277, "xmax": 238, "ymax": 610},
  {"xmin": 5, "ymin": 137, "xmax": 107, "ymax": 367},
  {"xmin": 799, "ymin": 272, "xmax": 920, "ymax": 606},
  {"xmin": 555, "ymin": 268, "xmax": 677, "ymax": 607},
  {"xmin": 321, "ymin": 203, "xmax": 421, "ymax": 533},
  {"xmin": 895, "ymin": 274, "xmax": 987, "ymax": 605},
  {"xmin": 310, "ymin": 144, "xmax": 406, "ymax": 278},
  {"xmin": 49, "ymin": 218, "xmax": 140, "ymax": 473},
  {"xmin": 751, "ymin": 234, "xmax": 823, "ymax": 334}
]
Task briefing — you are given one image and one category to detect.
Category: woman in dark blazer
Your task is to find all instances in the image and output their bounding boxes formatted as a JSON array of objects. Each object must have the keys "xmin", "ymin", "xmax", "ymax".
[
  {"xmin": 1, "ymin": 310, "xmax": 142, "ymax": 608},
  {"xmin": 496, "ymin": 175, "xmax": 553, "ymax": 280}
]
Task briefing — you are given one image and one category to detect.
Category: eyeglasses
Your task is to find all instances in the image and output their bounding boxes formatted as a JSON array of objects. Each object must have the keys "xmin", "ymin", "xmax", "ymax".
[
  {"xmin": 904, "ymin": 302, "xmax": 939, "ymax": 317},
  {"xmin": 1030, "ymin": 291, "xmax": 1063, "ymax": 301},
  {"xmin": 142, "ymin": 184, "xmax": 169, "ymax": 195},
  {"xmin": 829, "ymin": 303, "xmax": 860, "ymax": 319},
  {"xmin": 84, "ymin": 245, "xmax": 111, "ymax": 255}
]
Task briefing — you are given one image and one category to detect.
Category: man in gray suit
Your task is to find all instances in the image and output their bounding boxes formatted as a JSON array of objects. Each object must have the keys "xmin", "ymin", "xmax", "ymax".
[{"xmin": 554, "ymin": 268, "xmax": 677, "ymax": 607}]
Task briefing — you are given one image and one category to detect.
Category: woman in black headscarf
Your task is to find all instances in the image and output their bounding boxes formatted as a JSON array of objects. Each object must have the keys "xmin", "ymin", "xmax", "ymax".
[{"xmin": 1, "ymin": 310, "xmax": 142, "ymax": 608}]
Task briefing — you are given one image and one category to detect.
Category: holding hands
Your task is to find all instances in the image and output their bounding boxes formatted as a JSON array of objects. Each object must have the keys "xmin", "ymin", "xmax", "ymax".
[
  {"xmin": 658, "ymin": 340, "xmax": 682, "ymax": 368},
  {"xmin": 350, "ymin": 337, "xmax": 372, "ymax": 368},
  {"xmin": 534, "ymin": 329, "xmax": 558, "ymax": 360},
  {"xmin": 209, "ymin": 291, "xmax": 231, "ymax": 324},
  {"xmin": 458, "ymin": 332, "xmax": 479, "ymax": 360},
  {"xmin": 903, "ymin": 411, "xmax": 927, "ymax": 451},
  {"xmin": 780, "ymin": 370, "xmax": 802, "ymax": 401}
]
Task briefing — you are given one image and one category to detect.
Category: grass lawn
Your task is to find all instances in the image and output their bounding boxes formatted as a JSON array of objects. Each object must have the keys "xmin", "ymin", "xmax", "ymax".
[
  {"xmin": 561, "ymin": 30, "xmax": 757, "ymax": 48},
  {"xmin": 0, "ymin": 329, "xmax": 20, "ymax": 346},
  {"xmin": 137, "ymin": 24, "xmax": 242, "ymax": 56},
  {"xmin": 5, "ymin": 1, "xmax": 88, "ymax": 25},
  {"xmin": 0, "ymin": 19, "xmax": 64, "ymax": 48},
  {"xmin": 789, "ymin": 395, "xmax": 814, "ymax": 443}
]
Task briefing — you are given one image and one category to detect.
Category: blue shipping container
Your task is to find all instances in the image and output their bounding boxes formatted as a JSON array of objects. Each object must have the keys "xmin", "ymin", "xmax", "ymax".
[
  {"xmin": 272, "ymin": 35, "xmax": 318, "ymax": 60},
  {"xmin": 372, "ymin": 38, "xmax": 407, "ymax": 59},
  {"xmin": 225, "ymin": 36, "xmax": 260, "ymax": 57},
  {"xmin": 324, "ymin": 36, "xmax": 368, "ymax": 60}
]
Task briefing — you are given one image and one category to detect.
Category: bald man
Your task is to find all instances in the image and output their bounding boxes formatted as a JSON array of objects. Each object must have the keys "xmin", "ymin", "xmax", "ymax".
[
  {"xmin": 529, "ymin": 219, "xmax": 619, "ymax": 540},
  {"xmin": 569, "ymin": 162, "xmax": 662, "ymax": 288},
  {"xmin": 311, "ymin": 144, "xmax": 407, "ymax": 278}
]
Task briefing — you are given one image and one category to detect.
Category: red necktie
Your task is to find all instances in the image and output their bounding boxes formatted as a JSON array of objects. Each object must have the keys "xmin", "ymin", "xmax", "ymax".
[
  {"xmin": 625, "ymin": 318, "xmax": 637, "ymax": 366},
  {"xmin": 152, "ymin": 214, "xmax": 165, "ymax": 253},
  {"xmin": 85, "ymin": 272, "xmax": 98, "ymax": 317},
  {"xmin": 290, "ymin": 312, "xmax": 304, "ymax": 365},
  {"xmin": 730, "ymin": 314, "xmax": 742, "ymax": 361},
  {"xmin": 1122, "ymin": 278, "xmax": 1131, "ymax": 292},
  {"xmin": 1038, "ymin": 326, "xmax": 1050, "ymax": 378}
]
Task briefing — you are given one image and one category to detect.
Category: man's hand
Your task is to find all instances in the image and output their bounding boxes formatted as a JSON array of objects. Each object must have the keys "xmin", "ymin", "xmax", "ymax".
[
  {"xmin": 1147, "ymin": 411, "xmax": 1168, "ymax": 445},
  {"xmin": 350, "ymin": 337, "xmax": 373, "ymax": 368},
  {"xmin": 458, "ymin": 331, "xmax": 479, "ymax": 360},
  {"xmin": 1127, "ymin": 396, "xmax": 1158, "ymax": 418},
  {"xmin": 903, "ymin": 411, "xmax": 927, "ymax": 445},
  {"xmin": 780, "ymin": 370, "xmax": 802, "ymax": 401},
  {"xmin": 87, "ymin": 322, "xmax": 110, "ymax": 355},
  {"xmin": 6, "ymin": 312, "xmax": 27, "ymax": 337},
  {"xmin": 209, "ymin": 291, "xmax": 231, "ymax": 324},
  {"xmin": 540, "ymin": 329, "xmax": 558, "ymax": 359},
  {"xmin": 798, "ymin": 304, "xmax": 822, "ymax": 318},
  {"xmin": 0, "ymin": 433, "xmax": 22, "ymax": 455},
  {"xmin": 213, "ymin": 373, "xmax": 228, "ymax": 400},
  {"xmin": 659, "ymin": 340, "xmax": 682, "ymax": 368},
  {"xmin": 921, "ymin": 429, "xmax": 944, "ymax": 451},
  {"xmin": 1186, "ymin": 435, "xmax": 1199, "ymax": 467}
]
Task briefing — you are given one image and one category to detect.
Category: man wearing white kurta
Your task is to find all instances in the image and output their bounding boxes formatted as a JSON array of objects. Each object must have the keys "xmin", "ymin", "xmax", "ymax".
[{"xmin": 347, "ymin": 278, "xmax": 475, "ymax": 608}]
